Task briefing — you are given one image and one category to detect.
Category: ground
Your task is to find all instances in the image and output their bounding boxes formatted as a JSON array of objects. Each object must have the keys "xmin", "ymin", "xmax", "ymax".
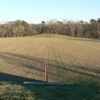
[{"xmin": 0, "ymin": 34, "xmax": 100, "ymax": 99}]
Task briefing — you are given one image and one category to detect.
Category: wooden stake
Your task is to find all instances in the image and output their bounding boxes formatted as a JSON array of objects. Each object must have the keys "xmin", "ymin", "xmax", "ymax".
[{"xmin": 44, "ymin": 63, "xmax": 48, "ymax": 83}]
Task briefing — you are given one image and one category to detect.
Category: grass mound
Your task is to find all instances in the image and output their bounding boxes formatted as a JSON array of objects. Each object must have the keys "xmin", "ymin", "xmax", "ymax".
[{"xmin": 0, "ymin": 34, "xmax": 100, "ymax": 99}]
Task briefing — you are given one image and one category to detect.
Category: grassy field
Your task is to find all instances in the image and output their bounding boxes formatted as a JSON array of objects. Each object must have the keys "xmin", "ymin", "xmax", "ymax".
[{"xmin": 0, "ymin": 34, "xmax": 100, "ymax": 99}]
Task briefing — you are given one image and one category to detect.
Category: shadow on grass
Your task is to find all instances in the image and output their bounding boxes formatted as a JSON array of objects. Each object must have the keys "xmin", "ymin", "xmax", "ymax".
[
  {"xmin": 0, "ymin": 72, "xmax": 100, "ymax": 100},
  {"xmin": 0, "ymin": 72, "xmax": 41, "ymax": 84}
]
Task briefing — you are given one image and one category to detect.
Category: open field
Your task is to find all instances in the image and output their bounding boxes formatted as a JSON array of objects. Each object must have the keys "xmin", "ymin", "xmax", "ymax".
[{"xmin": 0, "ymin": 34, "xmax": 100, "ymax": 99}]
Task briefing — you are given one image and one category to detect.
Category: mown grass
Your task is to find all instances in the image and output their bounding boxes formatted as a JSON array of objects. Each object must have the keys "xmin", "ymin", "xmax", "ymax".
[{"xmin": 0, "ymin": 34, "xmax": 100, "ymax": 99}]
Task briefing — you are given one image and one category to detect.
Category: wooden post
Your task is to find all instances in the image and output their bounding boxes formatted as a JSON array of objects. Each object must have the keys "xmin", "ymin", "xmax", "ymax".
[{"xmin": 44, "ymin": 63, "xmax": 48, "ymax": 83}]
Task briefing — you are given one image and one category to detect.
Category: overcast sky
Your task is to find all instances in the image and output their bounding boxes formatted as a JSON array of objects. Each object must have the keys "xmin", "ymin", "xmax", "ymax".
[{"xmin": 0, "ymin": 0, "xmax": 100, "ymax": 23}]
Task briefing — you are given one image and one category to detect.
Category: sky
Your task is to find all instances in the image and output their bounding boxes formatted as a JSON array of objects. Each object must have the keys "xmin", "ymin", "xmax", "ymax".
[{"xmin": 0, "ymin": 0, "xmax": 100, "ymax": 23}]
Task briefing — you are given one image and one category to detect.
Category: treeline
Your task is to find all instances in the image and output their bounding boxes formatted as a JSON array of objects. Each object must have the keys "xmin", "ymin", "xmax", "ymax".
[
  {"xmin": 0, "ymin": 20, "xmax": 38, "ymax": 37},
  {"xmin": 0, "ymin": 19, "xmax": 100, "ymax": 39},
  {"xmin": 43, "ymin": 18, "xmax": 100, "ymax": 39}
]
